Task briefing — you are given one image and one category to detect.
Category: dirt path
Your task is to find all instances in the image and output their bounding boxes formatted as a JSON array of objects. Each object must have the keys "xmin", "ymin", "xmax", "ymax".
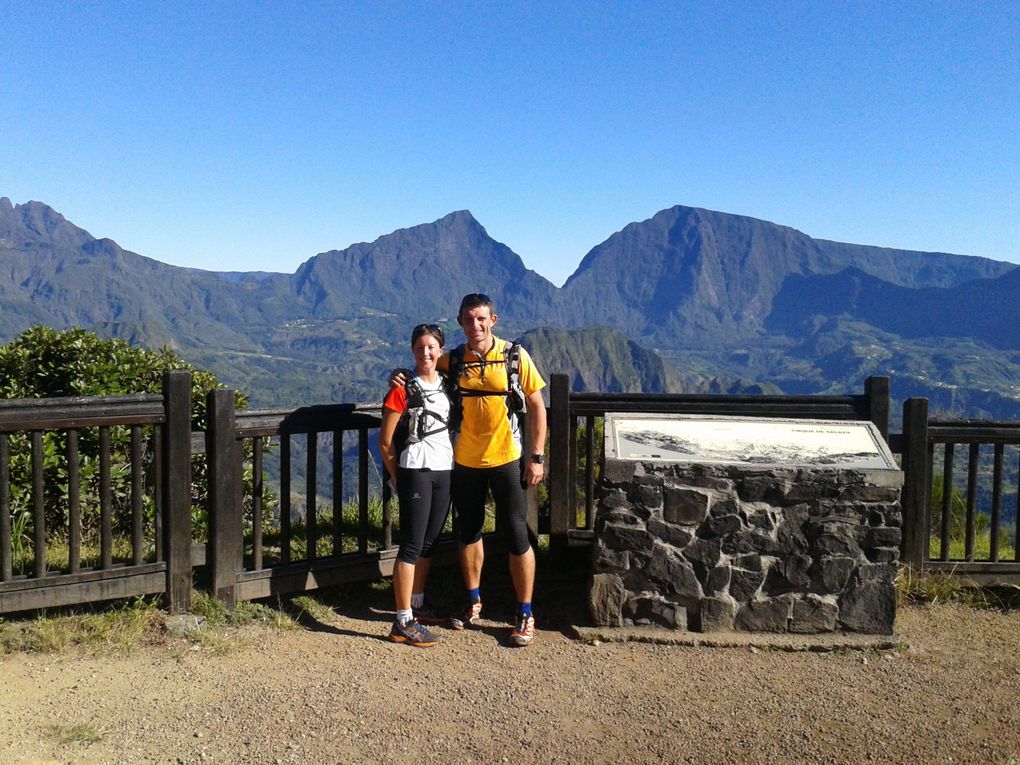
[{"xmin": 2, "ymin": 594, "xmax": 1020, "ymax": 765}]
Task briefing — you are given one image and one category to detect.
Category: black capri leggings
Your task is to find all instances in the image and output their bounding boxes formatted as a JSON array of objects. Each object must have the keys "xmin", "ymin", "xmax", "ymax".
[
  {"xmin": 396, "ymin": 468, "xmax": 452, "ymax": 565},
  {"xmin": 452, "ymin": 460, "xmax": 531, "ymax": 556}
]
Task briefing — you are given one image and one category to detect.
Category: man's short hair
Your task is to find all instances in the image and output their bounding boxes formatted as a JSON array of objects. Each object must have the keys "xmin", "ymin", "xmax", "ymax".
[{"xmin": 458, "ymin": 292, "xmax": 495, "ymax": 321}]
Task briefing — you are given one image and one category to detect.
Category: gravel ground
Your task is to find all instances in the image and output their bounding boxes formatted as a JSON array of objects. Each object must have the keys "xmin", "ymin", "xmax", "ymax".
[{"xmin": 2, "ymin": 576, "xmax": 1020, "ymax": 765}]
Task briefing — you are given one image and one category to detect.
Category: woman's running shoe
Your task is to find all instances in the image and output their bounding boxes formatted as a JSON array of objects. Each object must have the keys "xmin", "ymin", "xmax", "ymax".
[{"xmin": 389, "ymin": 619, "xmax": 439, "ymax": 647}]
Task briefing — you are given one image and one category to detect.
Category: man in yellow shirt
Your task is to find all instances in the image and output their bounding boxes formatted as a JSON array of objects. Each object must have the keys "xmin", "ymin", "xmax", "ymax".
[{"xmin": 441, "ymin": 293, "xmax": 547, "ymax": 646}]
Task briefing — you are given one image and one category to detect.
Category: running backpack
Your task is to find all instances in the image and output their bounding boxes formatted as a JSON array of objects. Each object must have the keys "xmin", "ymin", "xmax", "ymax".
[
  {"xmin": 392, "ymin": 377, "xmax": 451, "ymax": 459},
  {"xmin": 447, "ymin": 341, "xmax": 527, "ymax": 437}
]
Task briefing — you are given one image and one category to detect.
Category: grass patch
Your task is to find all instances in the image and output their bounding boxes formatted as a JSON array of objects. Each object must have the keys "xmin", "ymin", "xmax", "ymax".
[
  {"xmin": 928, "ymin": 533, "xmax": 1016, "ymax": 563},
  {"xmin": 290, "ymin": 594, "xmax": 337, "ymax": 623},
  {"xmin": 896, "ymin": 565, "xmax": 1019, "ymax": 610},
  {"xmin": 0, "ymin": 596, "xmax": 163, "ymax": 655},
  {"xmin": 186, "ymin": 629, "xmax": 247, "ymax": 655},
  {"xmin": 0, "ymin": 591, "xmax": 299, "ymax": 656},
  {"xmin": 48, "ymin": 722, "xmax": 109, "ymax": 746},
  {"xmin": 189, "ymin": 590, "xmax": 297, "ymax": 630}
]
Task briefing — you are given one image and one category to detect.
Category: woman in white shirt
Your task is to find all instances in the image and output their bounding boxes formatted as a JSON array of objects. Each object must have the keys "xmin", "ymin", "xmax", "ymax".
[{"xmin": 378, "ymin": 323, "xmax": 453, "ymax": 647}]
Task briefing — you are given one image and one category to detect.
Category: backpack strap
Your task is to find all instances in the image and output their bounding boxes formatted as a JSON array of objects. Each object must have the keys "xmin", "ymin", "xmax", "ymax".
[
  {"xmin": 502, "ymin": 342, "xmax": 527, "ymax": 428},
  {"xmin": 446, "ymin": 346, "xmax": 466, "ymax": 437},
  {"xmin": 404, "ymin": 377, "xmax": 449, "ymax": 443}
]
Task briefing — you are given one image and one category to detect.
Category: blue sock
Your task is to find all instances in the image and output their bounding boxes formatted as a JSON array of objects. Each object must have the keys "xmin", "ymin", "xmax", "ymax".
[
  {"xmin": 468, "ymin": 587, "xmax": 481, "ymax": 603},
  {"xmin": 519, "ymin": 601, "xmax": 532, "ymax": 618}
]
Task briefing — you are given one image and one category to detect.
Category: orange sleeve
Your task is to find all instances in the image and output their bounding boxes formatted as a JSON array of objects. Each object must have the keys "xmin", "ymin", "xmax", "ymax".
[{"xmin": 383, "ymin": 385, "xmax": 407, "ymax": 414}]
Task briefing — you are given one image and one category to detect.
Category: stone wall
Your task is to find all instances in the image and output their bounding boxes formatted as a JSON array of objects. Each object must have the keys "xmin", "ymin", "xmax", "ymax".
[{"xmin": 588, "ymin": 461, "xmax": 902, "ymax": 634}]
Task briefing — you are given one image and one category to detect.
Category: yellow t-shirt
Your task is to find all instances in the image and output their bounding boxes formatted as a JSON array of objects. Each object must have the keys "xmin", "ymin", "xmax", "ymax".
[{"xmin": 438, "ymin": 336, "xmax": 546, "ymax": 468}]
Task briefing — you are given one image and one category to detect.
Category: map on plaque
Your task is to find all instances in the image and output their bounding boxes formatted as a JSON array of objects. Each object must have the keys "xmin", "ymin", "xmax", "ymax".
[{"xmin": 605, "ymin": 413, "xmax": 898, "ymax": 470}]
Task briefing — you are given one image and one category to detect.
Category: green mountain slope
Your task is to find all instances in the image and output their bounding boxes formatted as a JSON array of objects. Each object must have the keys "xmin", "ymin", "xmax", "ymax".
[{"xmin": 1, "ymin": 197, "xmax": 1017, "ymax": 418}]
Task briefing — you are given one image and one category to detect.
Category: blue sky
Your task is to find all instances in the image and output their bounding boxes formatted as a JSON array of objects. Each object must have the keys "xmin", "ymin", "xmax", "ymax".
[{"xmin": 2, "ymin": 1, "xmax": 1017, "ymax": 286}]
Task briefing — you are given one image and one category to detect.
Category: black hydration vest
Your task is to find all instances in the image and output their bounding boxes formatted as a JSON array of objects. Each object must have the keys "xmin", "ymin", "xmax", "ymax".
[
  {"xmin": 392, "ymin": 377, "xmax": 450, "ymax": 460},
  {"xmin": 446, "ymin": 340, "xmax": 526, "ymax": 438}
]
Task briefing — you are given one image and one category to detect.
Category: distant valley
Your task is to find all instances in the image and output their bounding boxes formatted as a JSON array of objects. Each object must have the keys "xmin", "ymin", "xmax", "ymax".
[{"xmin": 1, "ymin": 196, "xmax": 1017, "ymax": 421}]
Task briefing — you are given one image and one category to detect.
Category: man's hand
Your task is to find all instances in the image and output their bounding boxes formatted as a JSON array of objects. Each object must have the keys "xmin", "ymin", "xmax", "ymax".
[
  {"xmin": 524, "ymin": 460, "xmax": 544, "ymax": 487},
  {"xmin": 388, "ymin": 368, "xmax": 411, "ymax": 388}
]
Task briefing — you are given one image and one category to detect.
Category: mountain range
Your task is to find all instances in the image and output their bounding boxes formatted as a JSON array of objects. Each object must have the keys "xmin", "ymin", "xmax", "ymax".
[{"xmin": 1, "ymin": 196, "xmax": 1017, "ymax": 420}]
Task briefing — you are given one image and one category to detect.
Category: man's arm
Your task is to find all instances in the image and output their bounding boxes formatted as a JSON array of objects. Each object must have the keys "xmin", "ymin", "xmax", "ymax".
[
  {"xmin": 388, "ymin": 368, "xmax": 411, "ymax": 388},
  {"xmin": 524, "ymin": 389, "xmax": 546, "ymax": 487}
]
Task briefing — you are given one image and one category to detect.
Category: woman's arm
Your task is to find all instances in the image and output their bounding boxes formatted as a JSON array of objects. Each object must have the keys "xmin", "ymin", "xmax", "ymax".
[{"xmin": 378, "ymin": 407, "xmax": 402, "ymax": 487}]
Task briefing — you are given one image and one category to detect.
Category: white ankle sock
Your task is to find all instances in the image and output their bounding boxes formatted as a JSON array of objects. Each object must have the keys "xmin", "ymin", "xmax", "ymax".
[
  {"xmin": 396, "ymin": 608, "xmax": 413, "ymax": 625},
  {"xmin": 410, "ymin": 592, "xmax": 425, "ymax": 608}
]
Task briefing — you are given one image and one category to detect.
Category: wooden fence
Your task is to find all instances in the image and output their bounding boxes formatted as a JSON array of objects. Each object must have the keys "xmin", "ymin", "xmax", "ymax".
[
  {"xmin": 0, "ymin": 372, "xmax": 192, "ymax": 613},
  {"xmin": 898, "ymin": 398, "xmax": 1020, "ymax": 585},
  {"xmin": 203, "ymin": 390, "xmax": 403, "ymax": 606},
  {"xmin": 2, "ymin": 370, "xmax": 1018, "ymax": 615}
]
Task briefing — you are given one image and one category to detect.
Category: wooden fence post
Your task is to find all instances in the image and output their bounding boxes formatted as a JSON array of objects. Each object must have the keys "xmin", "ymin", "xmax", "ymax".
[
  {"xmin": 207, "ymin": 388, "xmax": 241, "ymax": 607},
  {"xmin": 900, "ymin": 397, "xmax": 929, "ymax": 567},
  {"xmin": 549, "ymin": 374, "xmax": 571, "ymax": 554},
  {"xmin": 163, "ymin": 371, "xmax": 193, "ymax": 613},
  {"xmin": 865, "ymin": 376, "xmax": 890, "ymax": 443}
]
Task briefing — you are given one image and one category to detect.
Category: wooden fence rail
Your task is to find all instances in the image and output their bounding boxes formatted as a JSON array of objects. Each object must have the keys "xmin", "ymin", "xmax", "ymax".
[
  {"xmin": 900, "ymin": 399, "xmax": 1020, "ymax": 585},
  {"xmin": 202, "ymin": 393, "xmax": 404, "ymax": 605},
  {"xmin": 0, "ymin": 371, "xmax": 193, "ymax": 614},
  {"xmin": 4, "ymin": 369, "xmax": 1020, "ymax": 614}
]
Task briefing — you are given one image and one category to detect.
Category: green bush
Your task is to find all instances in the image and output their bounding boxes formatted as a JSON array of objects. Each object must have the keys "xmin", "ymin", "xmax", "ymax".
[{"xmin": 0, "ymin": 326, "xmax": 250, "ymax": 570}]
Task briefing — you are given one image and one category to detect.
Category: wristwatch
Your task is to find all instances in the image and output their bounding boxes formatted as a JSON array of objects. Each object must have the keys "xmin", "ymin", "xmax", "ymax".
[{"xmin": 531, "ymin": 453, "xmax": 545, "ymax": 464}]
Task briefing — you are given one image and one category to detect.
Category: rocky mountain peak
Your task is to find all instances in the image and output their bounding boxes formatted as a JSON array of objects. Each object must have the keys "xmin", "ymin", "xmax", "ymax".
[{"xmin": 0, "ymin": 198, "xmax": 95, "ymax": 250}]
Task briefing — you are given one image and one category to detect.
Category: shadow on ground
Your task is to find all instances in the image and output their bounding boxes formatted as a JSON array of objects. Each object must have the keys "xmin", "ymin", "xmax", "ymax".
[{"xmin": 259, "ymin": 540, "xmax": 593, "ymax": 640}]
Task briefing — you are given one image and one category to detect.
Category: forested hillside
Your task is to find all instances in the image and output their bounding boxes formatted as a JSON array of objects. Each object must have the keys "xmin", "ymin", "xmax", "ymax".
[{"xmin": 1, "ymin": 196, "xmax": 1017, "ymax": 418}]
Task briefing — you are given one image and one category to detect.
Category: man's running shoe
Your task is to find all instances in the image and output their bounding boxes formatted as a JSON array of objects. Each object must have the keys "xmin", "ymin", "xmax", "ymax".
[
  {"xmin": 389, "ymin": 619, "xmax": 438, "ymax": 647},
  {"xmin": 413, "ymin": 600, "xmax": 448, "ymax": 625},
  {"xmin": 448, "ymin": 599, "xmax": 483, "ymax": 630},
  {"xmin": 508, "ymin": 613, "xmax": 535, "ymax": 647}
]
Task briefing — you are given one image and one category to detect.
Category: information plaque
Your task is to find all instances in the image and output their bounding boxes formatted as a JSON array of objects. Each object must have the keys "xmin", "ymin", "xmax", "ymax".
[{"xmin": 606, "ymin": 414, "xmax": 897, "ymax": 470}]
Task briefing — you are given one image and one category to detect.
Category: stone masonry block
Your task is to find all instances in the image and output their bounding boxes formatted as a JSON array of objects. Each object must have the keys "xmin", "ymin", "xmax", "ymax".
[
  {"xmin": 663, "ymin": 486, "xmax": 711, "ymax": 525},
  {"xmin": 812, "ymin": 556, "xmax": 857, "ymax": 594},
  {"xmin": 602, "ymin": 459, "xmax": 636, "ymax": 485},
  {"xmin": 729, "ymin": 566, "xmax": 766, "ymax": 603},
  {"xmin": 699, "ymin": 596, "xmax": 736, "ymax": 632},
  {"xmin": 682, "ymin": 537, "xmax": 722, "ymax": 569},
  {"xmin": 647, "ymin": 518, "xmax": 695, "ymax": 549},
  {"xmin": 592, "ymin": 543, "xmax": 630, "ymax": 574},
  {"xmin": 789, "ymin": 594, "xmax": 838, "ymax": 633},
  {"xmin": 737, "ymin": 476, "xmax": 792, "ymax": 503},
  {"xmin": 838, "ymin": 577, "xmax": 896, "ymax": 634},
  {"xmin": 588, "ymin": 573, "xmax": 626, "ymax": 627},
  {"xmin": 705, "ymin": 565, "xmax": 731, "ymax": 595},
  {"xmin": 630, "ymin": 482, "xmax": 663, "ymax": 509},
  {"xmin": 602, "ymin": 523, "xmax": 654, "ymax": 554},
  {"xmin": 624, "ymin": 594, "xmax": 688, "ymax": 630},
  {"xmin": 645, "ymin": 544, "xmax": 702, "ymax": 601},
  {"xmin": 867, "ymin": 527, "xmax": 902, "ymax": 547},
  {"xmin": 736, "ymin": 596, "xmax": 795, "ymax": 632}
]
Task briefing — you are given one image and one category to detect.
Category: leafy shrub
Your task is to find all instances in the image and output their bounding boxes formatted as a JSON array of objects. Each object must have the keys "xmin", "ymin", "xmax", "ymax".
[{"xmin": 0, "ymin": 326, "xmax": 249, "ymax": 569}]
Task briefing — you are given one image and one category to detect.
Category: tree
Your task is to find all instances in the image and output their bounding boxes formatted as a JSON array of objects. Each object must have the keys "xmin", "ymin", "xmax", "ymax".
[{"xmin": 0, "ymin": 326, "xmax": 248, "ymax": 565}]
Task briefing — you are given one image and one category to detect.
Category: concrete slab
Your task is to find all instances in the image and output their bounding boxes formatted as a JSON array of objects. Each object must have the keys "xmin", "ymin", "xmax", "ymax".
[{"xmin": 569, "ymin": 624, "xmax": 902, "ymax": 652}]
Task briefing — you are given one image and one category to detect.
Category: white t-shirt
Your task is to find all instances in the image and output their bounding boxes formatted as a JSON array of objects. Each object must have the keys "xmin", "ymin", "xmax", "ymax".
[{"xmin": 383, "ymin": 375, "xmax": 454, "ymax": 471}]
